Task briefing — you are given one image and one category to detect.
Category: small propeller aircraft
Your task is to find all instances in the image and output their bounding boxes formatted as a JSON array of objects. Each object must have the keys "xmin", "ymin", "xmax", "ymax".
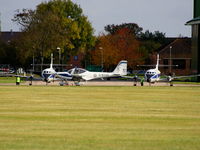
[
  {"xmin": 124, "ymin": 54, "xmax": 200, "ymax": 86},
  {"xmin": 63, "ymin": 60, "xmax": 127, "ymax": 85},
  {"xmin": 41, "ymin": 54, "xmax": 72, "ymax": 83},
  {"xmin": 7, "ymin": 54, "xmax": 127, "ymax": 86},
  {"xmin": 40, "ymin": 54, "xmax": 73, "ymax": 85},
  {"xmin": 4, "ymin": 54, "xmax": 73, "ymax": 85}
]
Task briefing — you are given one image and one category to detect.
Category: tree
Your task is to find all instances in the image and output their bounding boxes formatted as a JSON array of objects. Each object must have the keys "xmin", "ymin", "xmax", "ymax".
[
  {"xmin": 139, "ymin": 30, "xmax": 166, "ymax": 63},
  {"xmin": 91, "ymin": 28, "xmax": 143, "ymax": 70},
  {"xmin": 140, "ymin": 30, "xmax": 166, "ymax": 44},
  {"xmin": 104, "ymin": 23, "xmax": 143, "ymax": 37},
  {"xmin": 13, "ymin": 0, "xmax": 95, "ymax": 65},
  {"xmin": 0, "ymin": 40, "xmax": 19, "ymax": 67},
  {"xmin": 91, "ymin": 34, "xmax": 120, "ymax": 69}
]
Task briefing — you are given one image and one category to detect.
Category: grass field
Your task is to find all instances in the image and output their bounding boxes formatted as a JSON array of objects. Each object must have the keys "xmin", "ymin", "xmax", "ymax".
[
  {"xmin": 0, "ymin": 77, "xmax": 26, "ymax": 83},
  {"xmin": 0, "ymin": 77, "xmax": 16, "ymax": 83},
  {"xmin": 0, "ymin": 86, "xmax": 200, "ymax": 150}
]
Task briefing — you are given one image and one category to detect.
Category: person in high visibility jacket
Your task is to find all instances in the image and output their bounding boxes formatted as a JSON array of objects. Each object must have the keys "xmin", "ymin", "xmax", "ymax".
[
  {"xmin": 140, "ymin": 77, "xmax": 144, "ymax": 86},
  {"xmin": 16, "ymin": 76, "xmax": 21, "ymax": 85}
]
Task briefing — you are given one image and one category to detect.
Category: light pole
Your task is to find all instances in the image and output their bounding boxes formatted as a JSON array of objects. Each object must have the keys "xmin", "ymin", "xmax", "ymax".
[
  {"xmin": 99, "ymin": 47, "xmax": 103, "ymax": 71},
  {"xmin": 57, "ymin": 47, "xmax": 61, "ymax": 71},
  {"xmin": 169, "ymin": 46, "xmax": 172, "ymax": 73},
  {"xmin": 40, "ymin": 51, "xmax": 44, "ymax": 73},
  {"xmin": 32, "ymin": 54, "xmax": 35, "ymax": 72}
]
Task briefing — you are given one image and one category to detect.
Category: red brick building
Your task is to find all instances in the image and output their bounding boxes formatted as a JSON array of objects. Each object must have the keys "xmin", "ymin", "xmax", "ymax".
[
  {"xmin": 67, "ymin": 53, "xmax": 85, "ymax": 69},
  {"xmin": 154, "ymin": 38, "xmax": 192, "ymax": 75},
  {"xmin": 0, "ymin": 31, "xmax": 21, "ymax": 43}
]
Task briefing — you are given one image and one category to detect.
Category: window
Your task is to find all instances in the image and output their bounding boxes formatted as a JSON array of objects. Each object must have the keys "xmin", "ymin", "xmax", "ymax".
[
  {"xmin": 173, "ymin": 59, "xmax": 186, "ymax": 69},
  {"xmin": 74, "ymin": 68, "xmax": 86, "ymax": 74},
  {"xmin": 74, "ymin": 56, "xmax": 78, "ymax": 61},
  {"xmin": 163, "ymin": 59, "xmax": 168, "ymax": 69}
]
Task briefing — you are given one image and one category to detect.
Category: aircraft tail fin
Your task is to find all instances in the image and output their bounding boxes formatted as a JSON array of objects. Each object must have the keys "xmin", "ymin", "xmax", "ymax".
[
  {"xmin": 155, "ymin": 54, "xmax": 159, "ymax": 70},
  {"xmin": 50, "ymin": 53, "xmax": 53, "ymax": 69},
  {"xmin": 113, "ymin": 60, "xmax": 127, "ymax": 76}
]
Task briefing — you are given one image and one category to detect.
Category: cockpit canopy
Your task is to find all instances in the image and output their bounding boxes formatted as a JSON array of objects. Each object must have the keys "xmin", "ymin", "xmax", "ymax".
[
  {"xmin": 146, "ymin": 71, "xmax": 156, "ymax": 75},
  {"xmin": 43, "ymin": 70, "xmax": 52, "ymax": 74},
  {"xmin": 145, "ymin": 70, "xmax": 160, "ymax": 80},
  {"xmin": 68, "ymin": 68, "xmax": 87, "ymax": 74}
]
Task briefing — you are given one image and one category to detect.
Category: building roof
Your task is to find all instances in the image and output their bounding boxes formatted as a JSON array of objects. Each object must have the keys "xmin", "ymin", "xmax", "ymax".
[
  {"xmin": 186, "ymin": 16, "xmax": 200, "ymax": 25},
  {"xmin": 158, "ymin": 38, "xmax": 191, "ymax": 58},
  {"xmin": 0, "ymin": 31, "xmax": 21, "ymax": 43}
]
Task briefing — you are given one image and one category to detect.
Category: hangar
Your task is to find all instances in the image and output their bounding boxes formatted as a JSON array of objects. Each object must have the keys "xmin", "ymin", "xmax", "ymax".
[{"xmin": 186, "ymin": 0, "xmax": 200, "ymax": 81}]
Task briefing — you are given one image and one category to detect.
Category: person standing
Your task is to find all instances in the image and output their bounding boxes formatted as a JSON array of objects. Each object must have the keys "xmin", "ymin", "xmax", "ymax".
[
  {"xmin": 140, "ymin": 78, "xmax": 144, "ymax": 86},
  {"xmin": 16, "ymin": 76, "xmax": 21, "ymax": 85}
]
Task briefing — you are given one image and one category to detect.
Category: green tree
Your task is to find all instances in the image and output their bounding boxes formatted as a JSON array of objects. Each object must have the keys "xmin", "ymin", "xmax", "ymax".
[
  {"xmin": 104, "ymin": 24, "xmax": 166, "ymax": 65},
  {"xmin": 140, "ymin": 30, "xmax": 166, "ymax": 44},
  {"xmin": 104, "ymin": 23, "xmax": 143, "ymax": 37},
  {"xmin": 13, "ymin": 0, "xmax": 95, "ymax": 64},
  {"xmin": 139, "ymin": 30, "xmax": 166, "ymax": 63},
  {"xmin": 0, "ymin": 40, "xmax": 19, "ymax": 67}
]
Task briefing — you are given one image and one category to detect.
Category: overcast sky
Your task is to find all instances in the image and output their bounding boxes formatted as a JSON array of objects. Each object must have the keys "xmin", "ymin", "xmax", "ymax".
[{"xmin": 0, "ymin": 0, "xmax": 193, "ymax": 37}]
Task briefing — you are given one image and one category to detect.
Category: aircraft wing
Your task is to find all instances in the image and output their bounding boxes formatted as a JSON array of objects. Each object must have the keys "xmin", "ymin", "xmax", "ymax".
[
  {"xmin": 171, "ymin": 74, "xmax": 200, "ymax": 80},
  {"xmin": 81, "ymin": 76, "xmax": 95, "ymax": 81},
  {"xmin": 71, "ymin": 74, "xmax": 99, "ymax": 81},
  {"xmin": 2, "ymin": 73, "xmax": 29, "ymax": 78},
  {"xmin": 121, "ymin": 75, "xmax": 142, "ymax": 81},
  {"xmin": 68, "ymin": 74, "xmax": 84, "ymax": 81},
  {"xmin": 54, "ymin": 74, "xmax": 72, "ymax": 80},
  {"xmin": 157, "ymin": 77, "xmax": 171, "ymax": 82},
  {"xmin": 158, "ymin": 74, "xmax": 200, "ymax": 82},
  {"xmin": 2, "ymin": 73, "xmax": 43, "ymax": 81},
  {"xmin": 113, "ymin": 74, "xmax": 121, "ymax": 76},
  {"xmin": 71, "ymin": 74, "xmax": 93, "ymax": 81}
]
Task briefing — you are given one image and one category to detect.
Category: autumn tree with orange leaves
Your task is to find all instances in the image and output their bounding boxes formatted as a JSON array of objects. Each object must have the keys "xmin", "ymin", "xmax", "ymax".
[{"xmin": 91, "ymin": 28, "xmax": 144, "ymax": 70}]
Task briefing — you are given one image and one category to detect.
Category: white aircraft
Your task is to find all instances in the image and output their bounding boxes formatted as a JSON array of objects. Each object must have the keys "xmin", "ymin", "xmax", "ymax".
[
  {"xmin": 9, "ymin": 54, "xmax": 72, "ymax": 85},
  {"xmin": 66, "ymin": 60, "xmax": 127, "ymax": 83},
  {"xmin": 144, "ymin": 54, "xmax": 161, "ymax": 83},
  {"xmin": 41, "ymin": 54, "xmax": 72, "ymax": 83},
  {"xmin": 3, "ymin": 54, "xmax": 127, "ymax": 85},
  {"xmin": 145, "ymin": 54, "xmax": 200, "ymax": 85},
  {"xmin": 34, "ymin": 55, "xmax": 127, "ymax": 85},
  {"xmin": 126, "ymin": 54, "xmax": 200, "ymax": 86}
]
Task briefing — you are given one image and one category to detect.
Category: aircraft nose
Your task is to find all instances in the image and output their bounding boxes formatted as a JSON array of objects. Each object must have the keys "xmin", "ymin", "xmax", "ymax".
[
  {"xmin": 147, "ymin": 78, "xmax": 151, "ymax": 82},
  {"xmin": 43, "ymin": 73, "xmax": 52, "ymax": 79},
  {"xmin": 43, "ymin": 74, "xmax": 51, "ymax": 82}
]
